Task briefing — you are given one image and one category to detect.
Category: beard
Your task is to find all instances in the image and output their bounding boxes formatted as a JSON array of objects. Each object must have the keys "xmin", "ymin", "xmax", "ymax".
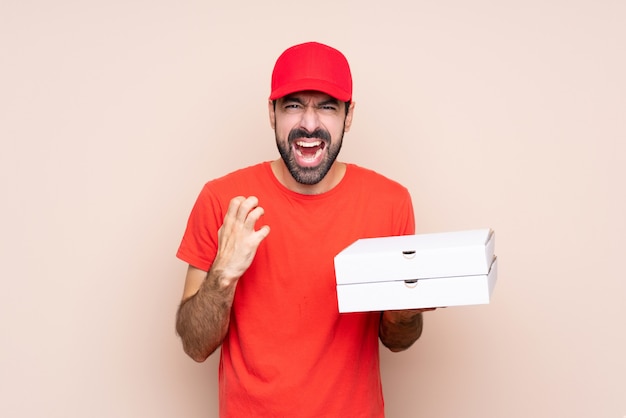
[{"xmin": 276, "ymin": 127, "xmax": 344, "ymax": 185}]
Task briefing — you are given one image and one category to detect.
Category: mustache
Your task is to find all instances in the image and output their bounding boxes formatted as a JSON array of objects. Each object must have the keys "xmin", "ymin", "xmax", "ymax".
[{"xmin": 288, "ymin": 128, "xmax": 331, "ymax": 143}]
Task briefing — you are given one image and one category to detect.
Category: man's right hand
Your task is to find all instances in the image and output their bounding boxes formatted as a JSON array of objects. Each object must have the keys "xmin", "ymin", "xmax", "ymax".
[{"xmin": 211, "ymin": 196, "xmax": 270, "ymax": 287}]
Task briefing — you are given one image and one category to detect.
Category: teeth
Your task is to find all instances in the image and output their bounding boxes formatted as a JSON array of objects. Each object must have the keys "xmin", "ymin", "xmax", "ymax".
[{"xmin": 296, "ymin": 140, "xmax": 322, "ymax": 148}]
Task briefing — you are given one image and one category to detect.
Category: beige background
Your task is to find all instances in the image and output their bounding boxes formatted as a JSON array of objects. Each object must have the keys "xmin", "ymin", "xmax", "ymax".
[{"xmin": 1, "ymin": 1, "xmax": 624, "ymax": 417}]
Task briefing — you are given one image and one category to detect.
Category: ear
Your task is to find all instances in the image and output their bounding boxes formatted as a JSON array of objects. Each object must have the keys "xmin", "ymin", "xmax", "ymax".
[
  {"xmin": 343, "ymin": 101, "xmax": 356, "ymax": 133},
  {"xmin": 268, "ymin": 99, "xmax": 276, "ymax": 130}
]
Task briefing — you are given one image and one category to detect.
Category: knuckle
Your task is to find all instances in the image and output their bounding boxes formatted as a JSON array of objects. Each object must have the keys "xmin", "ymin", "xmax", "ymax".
[
  {"xmin": 242, "ymin": 197, "xmax": 257, "ymax": 210},
  {"xmin": 230, "ymin": 196, "xmax": 245, "ymax": 206}
]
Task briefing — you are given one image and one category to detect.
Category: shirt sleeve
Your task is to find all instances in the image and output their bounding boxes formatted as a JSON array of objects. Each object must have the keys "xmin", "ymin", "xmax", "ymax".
[
  {"xmin": 176, "ymin": 182, "xmax": 225, "ymax": 272},
  {"xmin": 395, "ymin": 187, "xmax": 416, "ymax": 236}
]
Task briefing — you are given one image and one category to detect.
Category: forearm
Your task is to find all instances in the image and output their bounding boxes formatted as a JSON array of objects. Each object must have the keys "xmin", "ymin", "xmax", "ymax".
[
  {"xmin": 379, "ymin": 310, "xmax": 424, "ymax": 352},
  {"xmin": 175, "ymin": 268, "xmax": 237, "ymax": 362}
]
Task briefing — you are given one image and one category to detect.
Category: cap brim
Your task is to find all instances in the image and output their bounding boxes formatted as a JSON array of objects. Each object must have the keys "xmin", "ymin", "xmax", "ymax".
[{"xmin": 269, "ymin": 78, "xmax": 351, "ymax": 102}]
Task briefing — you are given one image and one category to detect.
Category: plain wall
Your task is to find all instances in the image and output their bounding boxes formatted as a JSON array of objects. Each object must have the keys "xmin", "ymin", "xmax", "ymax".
[{"xmin": 1, "ymin": 1, "xmax": 624, "ymax": 417}]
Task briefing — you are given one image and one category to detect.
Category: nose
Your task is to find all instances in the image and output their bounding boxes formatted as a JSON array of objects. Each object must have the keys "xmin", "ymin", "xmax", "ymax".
[{"xmin": 298, "ymin": 105, "xmax": 320, "ymax": 133}]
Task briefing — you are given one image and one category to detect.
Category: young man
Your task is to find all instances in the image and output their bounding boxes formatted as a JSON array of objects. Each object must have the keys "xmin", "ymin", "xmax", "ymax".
[{"xmin": 176, "ymin": 41, "xmax": 434, "ymax": 417}]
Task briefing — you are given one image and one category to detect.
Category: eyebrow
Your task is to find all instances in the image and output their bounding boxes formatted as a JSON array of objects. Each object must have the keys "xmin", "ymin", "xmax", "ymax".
[
  {"xmin": 282, "ymin": 96, "xmax": 305, "ymax": 105},
  {"xmin": 282, "ymin": 95, "xmax": 341, "ymax": 107},
  {"xmin": 318, "ymin": 98, "xmax": 341, "ymax": 107}
]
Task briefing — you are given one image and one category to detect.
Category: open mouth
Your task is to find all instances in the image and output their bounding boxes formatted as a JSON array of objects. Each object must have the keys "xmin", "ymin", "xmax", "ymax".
[{"xmin": 294, "ymin": 140, "xmax": 326, "ymax": 164}]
